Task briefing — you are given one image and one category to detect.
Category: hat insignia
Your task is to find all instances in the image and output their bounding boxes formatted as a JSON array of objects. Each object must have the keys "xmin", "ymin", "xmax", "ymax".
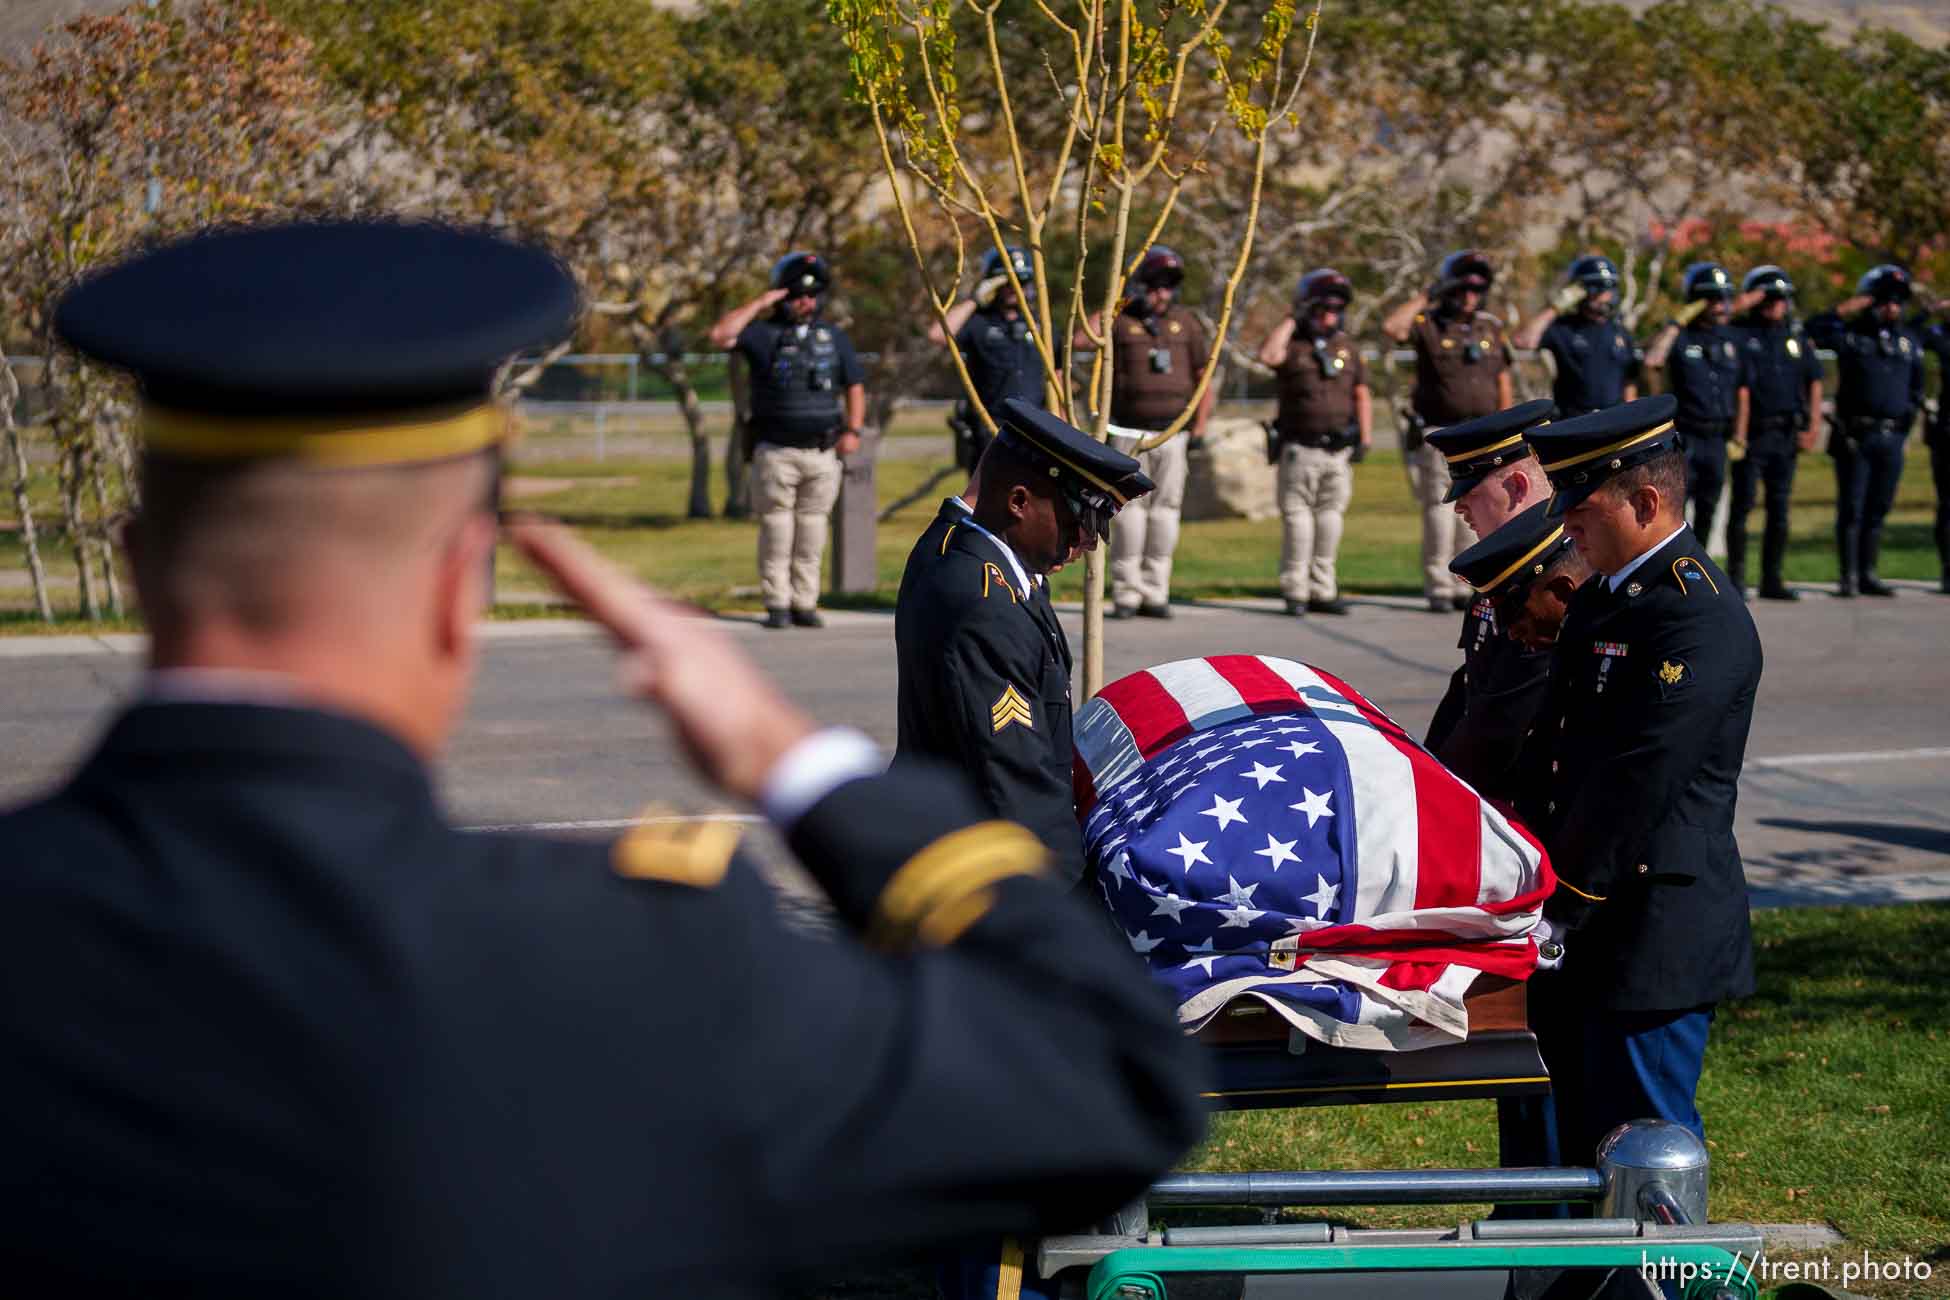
[{"xmin": 1610, "ymin": 458, "xmax": 1622, "ymax": 469}]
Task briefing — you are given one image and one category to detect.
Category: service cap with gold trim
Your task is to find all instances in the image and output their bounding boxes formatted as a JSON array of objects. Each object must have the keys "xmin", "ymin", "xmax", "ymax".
[
  {"xmin": 55, "ymin": 221, "xmax": 579, "ymax": 467},
  {"xmin": 1425, "ymin": 398, "xmax": 1554, "ymax": 503},
  {"xmin": 993, "ymin": 398, "xmax": 1155, "ymax": 543},
  {"xmin": 1449, "ymin": 499, "xmax": 1573, "ymax": 608},
  {"xmin": 1527, "ymin": 393, "xmax": 1681, "ymax": 518}
]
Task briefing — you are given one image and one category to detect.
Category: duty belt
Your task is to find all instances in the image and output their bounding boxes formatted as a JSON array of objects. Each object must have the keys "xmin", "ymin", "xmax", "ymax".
[
  {"xmin": 1751, "ymin": 413, "xmax": 1800, "ymax": 434},
  {"xmin": 1280, "ymin": 429, "xmax": 1348, "ymax": 451},
  {"xmin": 1846, "ymin": 416, "xmax": 1905, "ymax": 437}
]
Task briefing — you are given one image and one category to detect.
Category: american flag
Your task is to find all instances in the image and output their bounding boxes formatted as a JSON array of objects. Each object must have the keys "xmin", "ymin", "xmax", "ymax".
[{"xmin": 1074, "ymin": 655, "xmax": 1555, "ymax": 1051}]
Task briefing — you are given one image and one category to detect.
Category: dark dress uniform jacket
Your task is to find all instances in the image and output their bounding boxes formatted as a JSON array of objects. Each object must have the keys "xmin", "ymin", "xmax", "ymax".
[
  {"xmin": 1515, "ymin": 531, "xmax": 1759, "ymax": 1011},
  {"xmin": 1737, "ymin": 317, "xmax": 1822, "ymax": 429},
  {"xmin": 0, "ymin": 701, "xmax": 1202, "ymax": 1298},
  {"xmin": 1425, "ymin": 594, "xmax": 1551, "ymax": 800},
  {"xmin": 897, "ymin": 503, "xmax": 1083, "ymax": 883}
]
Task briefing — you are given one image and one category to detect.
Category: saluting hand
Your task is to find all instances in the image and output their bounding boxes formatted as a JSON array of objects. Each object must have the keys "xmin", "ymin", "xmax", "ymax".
[{"xmin": 509, "ymin": 520, "xmax": 816, "ymax": 803}]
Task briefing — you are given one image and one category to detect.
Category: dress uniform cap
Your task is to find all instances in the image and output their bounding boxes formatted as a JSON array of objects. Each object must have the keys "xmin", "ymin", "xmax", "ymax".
[
  {"xmin": 1448, "ymin": 499, "xmax": 1571, "ymax": 605},
  {"xmin": 1425, "ymin": 398, "xmax": 1555, "ymax": 502},
  {"xmin": 994, "ymin": 398, "xmax": 1154, "ymax": 542},
  {"xmin": 1526, "ymin": 393, "xmax": 1680, "ymax": 518},
  {"xmin": 56, "ymin": 221, "xmax": 579, "ymax": 466}
]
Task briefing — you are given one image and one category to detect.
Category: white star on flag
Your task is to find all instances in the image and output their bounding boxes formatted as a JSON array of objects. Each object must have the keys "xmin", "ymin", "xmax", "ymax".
[
  {"xmin": 1274, "ymin": 723, "xmax": 1310, "ymax": 734},
  {"xmin": 1150, "ymin": 892, "xmax": 1195, "ymax": 922},
  {"xmin": 1199, "ymin": 794, "xmax": 1248, "ymax": 831},
  {"xmin": 1203, "ymin": 759, "xmax": 1229, "ymax": 772},
  {"xmin": 1254, "ymin": 833, "xmax": 1300, "ymax": 871},
  {"xmin": 1127, "ymin": 929, "xmax": 1166, "ymax": 953},
  {"xmin": 1289, "ymin": 787, "xmax": 1335, "ymax": 827},
  {"xmin": 1242, "ymin": 761, "xmax": 1286, "ymax": 789},
  {"xmin": 1218, "ymin": 902, "xmax": 1266, "ymax": 928},
  {"xmin": 1303, "ymin": 873, "xmax": 1341, "ymax": 918},
  {"xmin": 1104, "ymin": 850, "xmax": 1135, "ymax": 887},
  {"xmin": 1235, "ymin": 737, "xmax": 1276, "ymax": 749},
  {"xmin": 1283, "ymin": 914, "xmax": 1331, "ymax": 936},
  {"xmin": 1181, "ymin": 936, "xmax": 1220, "ymax": 976},
  {"xmin": 1282, "ymin": 740, "xmax": 1322, "ymax": 759},
  {"xmin": 1165, "ymin": 833, "xmax": 1212, "ymax": 872},
  {"xmin": 1217, "ymin": 874, "xmax": 1261, "ymax": 908},
  {"xmin": 1126, "ymin": 801, "xmax": 1157, "ymax": 822}
]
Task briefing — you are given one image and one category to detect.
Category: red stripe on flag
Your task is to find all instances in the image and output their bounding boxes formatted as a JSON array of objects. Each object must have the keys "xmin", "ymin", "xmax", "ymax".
[
  {"xmin": 1206, "ymin": 654, "xmax": 1310, "ymax": 715},
  {"xmin": 1094, "ymin": 669, "xmax": 1193, "ymax": 761},
  {"xmin": 1311, "ymin": 664, "xmax": 1483, "ymax": 910}
]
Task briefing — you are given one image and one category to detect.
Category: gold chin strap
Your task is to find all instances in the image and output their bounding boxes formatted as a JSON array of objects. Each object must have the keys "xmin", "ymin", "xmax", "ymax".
[{"xmin": 144, "ymin": 401, "xmax": 508, "ymax": 467}]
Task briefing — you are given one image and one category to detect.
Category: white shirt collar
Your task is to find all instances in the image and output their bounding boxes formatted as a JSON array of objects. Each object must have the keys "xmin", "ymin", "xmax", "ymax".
[
  {"xmin": 145, "ymin": 668, "xmax": 307, "ymax": 705},
  {"xmin": 954, "ymin": 512, "xmax": 1034, "ymax": 601},
  {"xmin": 1607, "ymin": 523, "xmax": 1690, "ymax": 591}
]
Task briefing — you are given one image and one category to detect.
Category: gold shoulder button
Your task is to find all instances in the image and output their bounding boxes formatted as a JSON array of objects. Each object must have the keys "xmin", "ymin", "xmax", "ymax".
[{"xmin": 612, "ymin": 809, "xmax": 741, "ymax": 889}]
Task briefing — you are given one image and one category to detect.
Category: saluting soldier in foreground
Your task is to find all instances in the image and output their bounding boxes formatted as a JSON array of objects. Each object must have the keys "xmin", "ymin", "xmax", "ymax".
[
  {"xmin": 896, "ymin": 399, "xmax": 1155, "ymax": 887},
  {"xmin": 1515, "ymin": 394, "xmax": 1761, "ymax": 1169},
  {"xmin": 0, "ymin": 223, "xmax": 1205, "ymax": 1299},
  {"xmin": 1729, "ymin": 266, "xmax": 1823, "ymax": 599},
  {"xmin": 1382, "ymin": 249, "xmax": 1517, "ymax": 613},
  {"xmin": 1255, "ymin": 268, "xmax": 1373, "ymax": 617},
  {"xmin": 1420, "ymin": 399, "xmax": 1557, "ymax": 798},
  {"xmin": 1807, "ymin": 264, "xmax": 1926, "ymax": 598}
]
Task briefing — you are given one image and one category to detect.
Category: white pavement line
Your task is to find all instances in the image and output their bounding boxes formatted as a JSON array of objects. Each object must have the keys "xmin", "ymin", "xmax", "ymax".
[
  {"xmin": 1749, "ymin": 746, "xmax": 1950, "ymax": 769},
  {"xmin": 462, "ymin": 811, "xmax": 762, "ymax": 834}
]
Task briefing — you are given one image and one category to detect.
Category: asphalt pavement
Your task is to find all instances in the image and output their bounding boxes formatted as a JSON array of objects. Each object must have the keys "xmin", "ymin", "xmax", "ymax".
[{"xmin": 3, "ymin": 583, "xmax": 1947, "ymax": 907}]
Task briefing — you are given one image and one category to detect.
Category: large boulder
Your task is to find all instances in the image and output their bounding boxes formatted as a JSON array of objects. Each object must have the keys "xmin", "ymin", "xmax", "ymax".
[{"xmin": 1183, "ymin": 415, "xmax": 1277, "ymax": 521}]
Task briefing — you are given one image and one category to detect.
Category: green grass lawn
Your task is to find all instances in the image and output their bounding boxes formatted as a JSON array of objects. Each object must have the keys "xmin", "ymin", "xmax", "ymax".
[
  {"xmin": 1180, "ymin": 903, "xmax": 1949, "ymax": 1294},
  {"xmin": 0, "ymin": 426, "xmax": 1941, "ymax": 623}
]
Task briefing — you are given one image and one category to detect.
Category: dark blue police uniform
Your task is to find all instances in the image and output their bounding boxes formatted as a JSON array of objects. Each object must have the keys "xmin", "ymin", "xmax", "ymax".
[
  {"xmin": 1730, "ymin": 312, "xmax": 1823, "ymax": 592},
  {"xmin": 1662, "ymin": 323, "xmax": 1749, "ymax": 540},
  {"xmin": 736, "ymin": 314, "xmax": 865, "ymax": 448},
  {"xmin": 3, "ymin": 223, "xmax": 1206, "ymax": 1298},
  {"xmin": 956, "ymin": 306, "xmax": 1047, "ymax": 419},
  {"xmin": 1911, "ymin": 313, "xmax": 1950, "ymax": 590},
  {"xmin": 1538, "ymin": 315, "xmax": 1640, "ymax": 417},
  {"xmin": 1806, "ymin": 309, "xmax": 1925, "ymax": 592},
  {"xmin": 1518, "ymin": 396, "xmax": 1760, "ymax": 1171}
]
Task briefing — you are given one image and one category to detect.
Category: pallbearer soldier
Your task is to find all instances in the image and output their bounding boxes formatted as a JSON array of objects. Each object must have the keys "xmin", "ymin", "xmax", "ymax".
[
  {"xmin": 1807, "ymin": 265, "xmax": 1926, "ymax": 597},
  {"xmin": 1087, "ymin": 245, "xmax": 1212, "ymax": 619},
  {"xmin": 1255, "ymin": 268, "xmax": 1373, "ymax": 616},
  {"xmin": 897, "ymin": 399, "xmax": 1154, "ymax": 887},
  {"xmin": 1421, "ymin": 398, "xmax": 1557, "ymax": 796},
  {"xmin": 0, "ymin": 222, "xmax": 1205, "ymax": 1297},
  {"xmin": 1382, "ymin": 249, "xmax": 1517, "ymax": 612},
  {"xmin": 929, "ymin": 245, "xmax": 1049, "ymax": 473},
  {"xmin": 1643, "ymin": 262, "xmax": 1749, "ymax": 543},
  {"xmin": 709, "ymin": 251, "xmax": 867, "ymax": 628},
  {"xmin": 1729, "ymin": 265, "xmax": 1823, "ymax": 599},
  {"xmin": 1515, "ymin": 393, "xmax": 1760, "ymax": 1170},
  {"xmin": 1512, "ymin": 254, "xmax": 1642, "ymax": 418}
]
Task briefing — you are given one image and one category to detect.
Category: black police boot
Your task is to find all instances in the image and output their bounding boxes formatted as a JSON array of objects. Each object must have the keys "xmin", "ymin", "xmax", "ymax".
[
  {"xmin": 1283, "ymin": 598, "xmax": 1306, "ymax": 617},
  {"xmin": 763, "ymin": 607, "xmax": 792, "ymax": 629},
  {"xmin": 1836, "ymin": 532, "xmax": 1857, "ymax": 598},
  {"xmin": 1109, "ymin": 604, "xmax": 1137, "ymax": 620},
  {"xmin": 1307, "ymin": 596, "xmax": 1349, "ymax": 615},
  {"xmin": 1860, "ymin": 531, "xmax": 1895, "ymax": 597},
  {"xmin": 1940, "ymin": 567, "xmax": 1950, "ymax": 597},
  {"xmin": 1758, "ymin": 575, "xmax": 1800, "ymax": 602},
  {"xmin": 790, "ymin": 607, "xmax": 826, "ymax": 627},
  {"xmin": 1137, "ymin": 602, "xmax": 1174, "ymax": 620}
]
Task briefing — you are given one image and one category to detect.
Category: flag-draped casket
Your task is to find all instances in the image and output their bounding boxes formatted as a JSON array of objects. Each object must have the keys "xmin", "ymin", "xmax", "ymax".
[{"xmin": 1074, "ymin": 655, "xmax": 1555, "ymax": 1052}]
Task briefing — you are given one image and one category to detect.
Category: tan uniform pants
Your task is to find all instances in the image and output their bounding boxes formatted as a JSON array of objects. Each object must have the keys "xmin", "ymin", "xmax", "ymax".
[
  {"xmin": 752, "ymin": 443, "xmax": 842, "ymax": 612},
  {"xmin": 1277, "ymin": 443, "xmax": 1354, "ymax": 603},
  {"xmin": 1405, "ymin": 441, "xmax": 1471, "ymax": 601},
  {"xmin": 1110, "ymin": 433, "xmax": 1189, "ymax": 611}
]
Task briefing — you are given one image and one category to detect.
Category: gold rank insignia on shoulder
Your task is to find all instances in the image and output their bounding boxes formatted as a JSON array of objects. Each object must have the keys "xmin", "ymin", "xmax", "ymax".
[
  {"xmin": 991, "ymin": 683, "xmax": 1034, "ymax": 733},
  {"xmin": 1659, "ymin": 660, "xmax": 1686, "ymax": 685},
  {"xmin": 1671, "ymin": 557, "xmax": 1719, "ymax": 594},
  {"xmin": 611, "ymin": 809, "xmax": 741, "ymax": 889}
]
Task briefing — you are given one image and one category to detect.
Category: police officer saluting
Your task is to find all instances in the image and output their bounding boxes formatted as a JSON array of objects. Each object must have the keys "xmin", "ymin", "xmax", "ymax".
[
  {"xmin": 1644, "ymin": 262, "xmax": 1749, "ymax": 547},
  {"xmin": 1511, "ymin": 254, "xmax": 1642, "ymax": 418},
  {"xmin": 1514, "ymin": 393, "xmax": 1760, "ymax": 1170},
  {"xmin": 1807, "ymin": 265, "xmax": 1926, "ymax": 597},
  {"xmin": 1082, "ymin": 245, "xmax": 1213, "ymax": 620},
  {"xmin": 709, "ymin": 251, "xmax": 867, "ymax": 629},
  {"xmin": 1729, "ymin": 265, "xmax": 1823, "ymax": 599},
  {"xmin": 1254, "ymin": 268, "xmax": 1373, "ymax": 616},
  {"xmin": 1909, "ymin": 293, "xmax": 1950, "ymax": 595},
  {"xmin": 897, "ymin": 399, "xmax": 1155, "ymax": 886},
  {"xmin": 1382, "ymin": 249, "xmax": 1517, "ymax": 613},
  {"xmin": 1421, "ymin": 399, "xmax": 1557, "ymax": 798},
  {"xmin": 0, "ymin": 223, "xmax": 1205, "ymax": 1297},
  {"xmin": 929, "ymin": 246, "xmax": 1049, "ymax": 473}
]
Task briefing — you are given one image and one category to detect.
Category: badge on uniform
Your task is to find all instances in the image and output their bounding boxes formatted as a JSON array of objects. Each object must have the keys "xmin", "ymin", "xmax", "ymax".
[
  {"xmin": 1656, "ymin": 658, "xmax": 1693, "ymax": 699},
  {"xmin": 1683, "ymin": 344, "xmax": 1703, "ymax": 359},
  {"xmin": 1168, "ymin": 320, "xmax": 1182, "ymax": 335},
  {"xmin": 1786, "ymin": 338, "xmax": 1801, "ymax": 358},
  {"xmin": 992, "ymin": 683, "xmax": 1034, "ymax": 733}
]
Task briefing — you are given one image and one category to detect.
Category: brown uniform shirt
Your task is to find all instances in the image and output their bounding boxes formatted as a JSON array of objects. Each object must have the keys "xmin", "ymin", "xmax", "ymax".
[
  {"xmin": 1409, "ymin": 309, "xmax": 1509, "ymax": 425},
  {"xmin": 1110, "ymin": 304, "xmax": 1209, "ymax": 430},
  {"xmin": 1274, "ymin": 328, "xmax": 1367, "ymax": 441}
]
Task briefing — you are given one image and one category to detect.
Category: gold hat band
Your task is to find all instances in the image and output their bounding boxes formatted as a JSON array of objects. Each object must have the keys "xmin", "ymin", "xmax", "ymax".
[
  {"xmin": 145, "ymin": 401, "xmax": 509, "ymax": 467},
  {"xmin": 1540, "ymin": 420, "xmax": 1675, "ymax": 473},
  {"xmin": 1013, "ymin": 430, "xmax": 1131, "ymax": 507},
  {"xmin": 1444, "ymin": 431, "xmax": 1529, "ymax": 466},
  {"xmin": 1473, "ymin": 525, "xmax": 1567, "ymax": 594}
]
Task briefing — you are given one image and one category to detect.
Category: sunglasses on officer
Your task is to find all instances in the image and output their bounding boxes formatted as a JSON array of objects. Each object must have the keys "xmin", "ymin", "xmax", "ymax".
[{"xmin": 1057, "ymin": 479, "xmax": 1116, "ymax": 546}]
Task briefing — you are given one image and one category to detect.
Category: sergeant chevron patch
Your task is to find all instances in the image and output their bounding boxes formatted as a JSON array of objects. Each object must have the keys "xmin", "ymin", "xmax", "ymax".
[{"xmin": 991, "ymin": 684, "xmax": 1034, "ymax": 733}]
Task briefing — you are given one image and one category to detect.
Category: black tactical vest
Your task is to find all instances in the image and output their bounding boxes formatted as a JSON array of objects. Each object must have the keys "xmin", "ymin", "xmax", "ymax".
[{"xmin": 751, "ymin": 319, "xmax": 845, "ymax": 445}]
